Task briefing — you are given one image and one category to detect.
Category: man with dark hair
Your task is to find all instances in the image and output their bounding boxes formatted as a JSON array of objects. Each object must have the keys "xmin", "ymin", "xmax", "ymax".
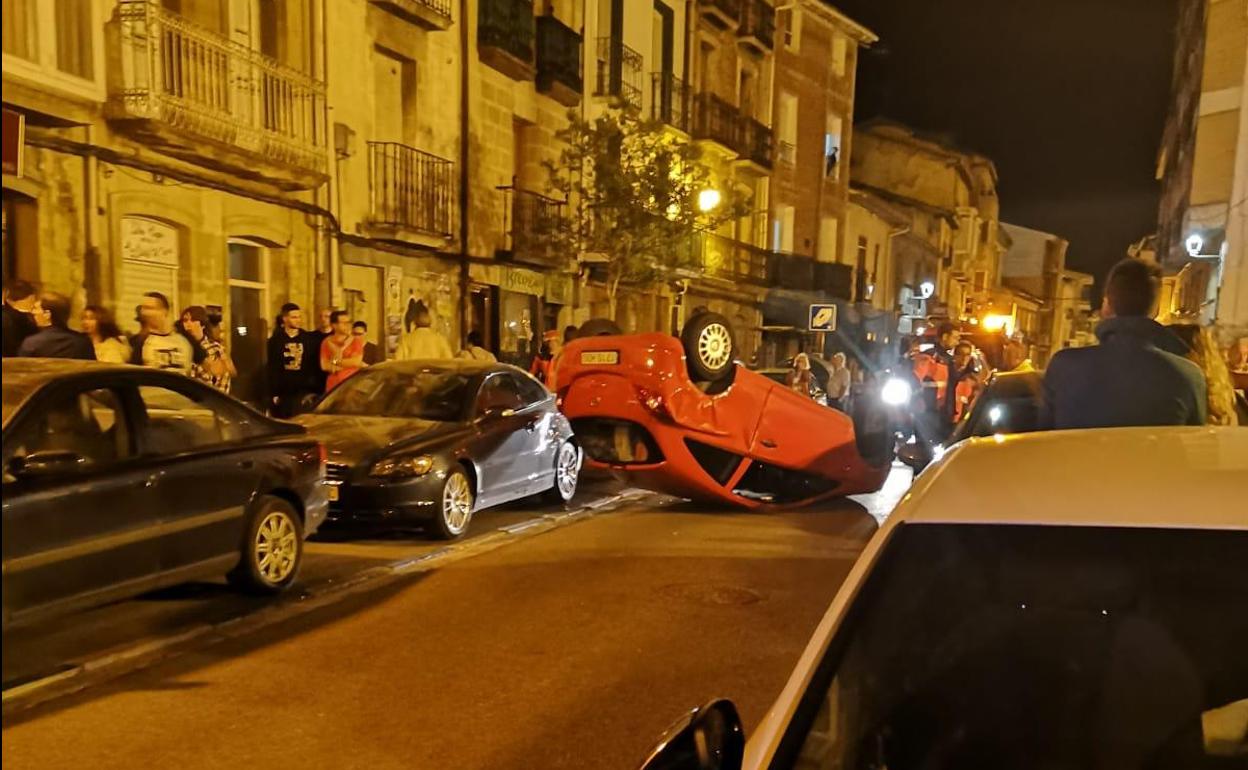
[
  {"xmin": 1042, "ymin": 258, "xmax": 1206, "ymax": 428},
  {"xmin": 351, "ymin": 321, "xmax": 381, "ymax": 365},
  {"xmin": 2, "ymin": 278, "xmax": 39, "ymax": 357},
  {"xmin": 17, "ymin": 292, "xmax": 95, "ymax": 360},
  {"xmin": 267, "ymin": 302, "xmax": 321, "ymax": 417},
  {"xmin": 459, "ymin": 329, "xmax": 495, "ymax": 362},
  {"xmin": 130, "ymin": 291, "xmax": 192, "ymax": 372},
  {"xmin": 321, "ymin": 310, "xmax": 365, "ymax": 393}
]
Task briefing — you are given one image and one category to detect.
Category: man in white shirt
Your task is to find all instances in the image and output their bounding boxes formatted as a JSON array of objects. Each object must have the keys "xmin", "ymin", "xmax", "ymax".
[
  {"xmin": 130, "ymin": 291, "xmax": 193, "ymax": 374},
  {"xmin": 827, "ymin": 352, "xmax": 852, "ymax": 412}
]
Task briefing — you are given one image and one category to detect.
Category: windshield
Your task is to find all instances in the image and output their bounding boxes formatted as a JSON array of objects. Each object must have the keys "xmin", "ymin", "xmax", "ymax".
[
  {"xmin": 2, "ymin": 380, "xmax": 40, "ymax": 427},
  {"xmin": 779, "ymin": 524, "xmax": 1248, "ymax": 770},
  {"xmin": 315, "ymin": 369, "xmax": 473, "ymax": 422}
]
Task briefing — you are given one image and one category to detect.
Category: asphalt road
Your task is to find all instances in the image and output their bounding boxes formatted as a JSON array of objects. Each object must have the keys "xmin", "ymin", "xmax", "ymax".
[{"xmin": 2, "ymin": 469, "xmax": 911, "ymax": 770}]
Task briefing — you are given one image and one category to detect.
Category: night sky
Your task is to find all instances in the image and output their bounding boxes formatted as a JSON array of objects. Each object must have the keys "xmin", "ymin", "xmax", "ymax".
[{"xmin": 834, "ymin": 0, "xmax": 1179, "ymax": 286}]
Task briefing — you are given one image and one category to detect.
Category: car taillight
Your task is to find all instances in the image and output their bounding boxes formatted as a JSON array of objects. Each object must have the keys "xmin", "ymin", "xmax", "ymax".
[{"xmin": 317, "ymin": 443, "xmax": 328, "ymax": 469}]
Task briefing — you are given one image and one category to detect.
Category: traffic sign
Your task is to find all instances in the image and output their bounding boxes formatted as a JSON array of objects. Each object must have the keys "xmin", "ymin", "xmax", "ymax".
[{"xmin": 808, "ymin": 304, "xmax": 837, "ymax": 331}]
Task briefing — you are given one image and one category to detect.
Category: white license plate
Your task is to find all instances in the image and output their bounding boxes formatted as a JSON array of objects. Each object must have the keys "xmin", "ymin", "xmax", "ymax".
[
  {"xmin": 327, "ymin": 485, "xmax": 339, "ymax": 502},
  {"xmin": 581, "ymin": 351, "xmax": 619, "ymax": 365}
]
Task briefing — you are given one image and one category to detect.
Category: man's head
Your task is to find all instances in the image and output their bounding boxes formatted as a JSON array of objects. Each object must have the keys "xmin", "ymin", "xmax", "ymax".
[
  {"xmin": 1002, "ymin": 337, "xmax": 1027, "ymax": 370},
  {"xmin": 140, "ymin": 292, "xmax": 171, "ymax": 332},
  {"xmin": 563, "ymin": 325, "xmax": 578, "ymax": 345},
  {"xmin": 953, "ymin": 341, "xmax": 974, "ymax": 370},
  {"xmin": 318, "ymin": 307, "xmax": 334, "ymax": 331},
  {"xmin": 467, "ymin": 330, "xmax": 484, "ymax": 348},
  {"xmin": 33, "ymin": 292, "xmax": 72, "ymax": 329},
  {"xmin": 937, "ymin": 322, "xmax": 960, "ymax": 350},
  {"xmin": 412, "ymin": 304, "xmax": 432, "ymax": 329},
  {"xmin": 1102, "ymin": 258, "xmax": 1160, "ymax": 319},
  {"xmin": 330, "ymin": 310, "xmax": 351, "ymax": 336},
  {"xmin": 4, "ymin": 279, "xmax": 36, "ymax": 312},
  {"xmin": 352, "ymin": 321, "xmax": 368, "ymax": 338},
  {"xmin": 279, "ymin": 302, "xmax": 303, "ymax": 332},
  {"xmin": 832, "ymin": 352, "xmax": 847, "ymax": 369}
]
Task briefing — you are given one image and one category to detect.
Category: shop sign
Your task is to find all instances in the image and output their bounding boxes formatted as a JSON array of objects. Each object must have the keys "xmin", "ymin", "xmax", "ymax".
[
  {"xmin": 546, "ymin": 274, "xmax": 574, "ymax": 305},
  {"xmin": 501, "ymin": 266, "xmax": 544, "ymax": 296},
  {"xmin": 2, "ymin": 109, "xmax": 25, "ymax": 177}
]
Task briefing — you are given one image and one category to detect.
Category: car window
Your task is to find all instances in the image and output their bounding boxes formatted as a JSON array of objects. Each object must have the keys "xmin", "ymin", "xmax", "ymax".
[
  {"xmin": 317, "ymin": 369, "xmax": 472, "ymax": 421},
  {"xmin": 968, "ymin": 396, "xmax": 1040, "ymax": 437},
  {"xmin": 774, "ymin": 524, "xmax": 1248, "ymax": 770},
  {"xmin": 3, "ymin": 388, "xmax": 130, "ymax": 474},
  {"xmin": 136, "ymin": 384, "xmax": 263, "ymax": 452},
  {"xmin": 475, "ymin": 375, "xmax": 526, "ymax": 416},
  {"xmin": 511, "ymin": 373, "xmax": 549, "ymax": 407}
]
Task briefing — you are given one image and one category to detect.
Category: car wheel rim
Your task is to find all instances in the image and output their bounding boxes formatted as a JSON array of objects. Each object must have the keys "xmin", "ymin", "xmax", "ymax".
[
  {"xmin": 556, "ymin": 443, "xmax": 578, "ymax": 500},
  {"xmin": 697, "ymin": 323, "xmax": 733, "ymax": 371},
  {"xmin": 255, "ymin": 510, "xmax": 298, "ymax": 584},
  {"xmin": 443, "ymin": 473, "xmax": 473, "ymax": 534}
]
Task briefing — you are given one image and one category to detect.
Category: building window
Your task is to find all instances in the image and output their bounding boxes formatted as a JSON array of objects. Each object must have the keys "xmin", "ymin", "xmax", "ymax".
[
  {"xmin": 772, "ymin": 204, "xmax": 795, "ymax": 252},
  {"xmin": 228, "ymin": 239, "xmax": 270, "ymax": 406},
  {"xmin": 777, "ymin": 90, "xmax": 798, "ymax": 165},
  {"xmin": 119, "ymin": 217, "xmax": 180, "ymax": 334},
  {"xmin": 818, "ymin": 216, "xmax": 839, "ymax": 263},
  {"xmin": 54, "ymin": 0, "xmax": 93, "ymax": 78},
  {"xmin": 831, "ymin": 34, "xmax": 847, "ymax": 78},
  {"xmin": 778, "ymin": 6, "xmax": 800, "ymax": 51},
  {"xmin": 2, "ymin": 0, "xmax": 100, "ymax": 99},
  {"xmin": 973, "ymin": 270, "xmax": 987, "ymax": 293},
  {"xmin": 2, "ymin": 0, "xmax": 37, "ymax": 61},
  {"xmin": 825, "ymin": 113, "xmax": 843, "ymax": 180}
]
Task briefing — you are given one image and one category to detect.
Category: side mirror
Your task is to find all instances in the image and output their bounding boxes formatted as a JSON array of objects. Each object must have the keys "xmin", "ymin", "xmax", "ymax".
[
  {"xmin": 639, "ymin": 699, "xmax": 744, "ymax": 770},
  {"xmin": 7, "ymin": 450, "xmax": 92, "ymax": 479}
]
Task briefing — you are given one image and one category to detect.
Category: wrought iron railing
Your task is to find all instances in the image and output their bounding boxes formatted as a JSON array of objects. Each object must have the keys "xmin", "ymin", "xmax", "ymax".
[
  {"xmin": 699, "ymin": 0, "xmax": 743, "ymax": 23},
  {"xmin": 368, "ymin": 142, "xmax": 455, "ymax": 238},
  {"xmin": 479, "ymin": 0, "xmax": 535, "ymax": 66},
  {"xmin": 594, "ymin": 37, "xmax": 643, "ymax": 110},
  {"xmin": 738, "ymin": 0, "xmax": 776, "ymax": 49},
  {"xmin": 500, "ymin": 186, "xmax": 568, "ymax": 265},
  {"xmin": 740, "ymin": 116, "xmax": 773, "ymax": 168},
  {"xmin": 695, "ymin": 231, "xmax": 770, "ymax": 285},
  {"xmin": 371, "ymin": 0, "xmax": 453, "ymax": 26},
  {"xmin": 109, "ymin": 0, "xmax": 326, "ymax": 175},
  {"xmin": 650, "ymin": 72, "xmax": 691, "ymax": 132},
  {"xmin": 536, "ymin": 15, "xmax": 582, "ymax": 97},
  {"xmin": 691, "ymin": 92, "xmax": 740, "ymax": 150}
]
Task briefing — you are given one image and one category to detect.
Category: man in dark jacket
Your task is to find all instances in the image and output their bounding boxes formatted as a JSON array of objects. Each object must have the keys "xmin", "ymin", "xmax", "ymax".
[
  {"xmin": 1042, "ymin": 259, "xmax": 1206, "ymax": 429},
  {"xmin": 17, "ymin": 292, "xmax": 96, "ymax": 360},
  {"xmin": 267, "ymin": 302, "xmax": 321, "ymax": 418},
  {"xmin": 2, "ymin": 279, "xmax": 38, "ymax": 357}
]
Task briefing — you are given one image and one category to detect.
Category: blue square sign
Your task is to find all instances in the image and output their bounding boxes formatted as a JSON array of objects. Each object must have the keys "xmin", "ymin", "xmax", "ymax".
[{"xmin": 809, "ymin": 304, "xmax": 837, "ymax": 331}]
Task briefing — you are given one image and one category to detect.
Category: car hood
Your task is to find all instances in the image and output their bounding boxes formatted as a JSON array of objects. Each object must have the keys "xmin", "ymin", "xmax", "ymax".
[{"xmin": 293, "ymin": 414, "xmax": 465, "ymax": 465}]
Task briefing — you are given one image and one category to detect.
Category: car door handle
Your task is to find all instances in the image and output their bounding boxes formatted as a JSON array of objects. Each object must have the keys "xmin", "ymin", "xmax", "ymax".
[{"xmin": 761, "ymin": 439, "xmax": 777, "ymax": 449}]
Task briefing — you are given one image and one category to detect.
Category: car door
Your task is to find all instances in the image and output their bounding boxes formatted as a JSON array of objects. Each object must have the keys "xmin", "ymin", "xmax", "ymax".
[
  {"xmin": 129, "ymin": 376, "xmax": 268, "ymax": 576},
  {"xmin": 510, "ymin": 373, "xmax": 560, "ymax": 494},
  {"xmin": 2, "ymin": 382, "xmax": 162, "ymax": 622},
  {"xmin": 469, "ymin": 373, "xmax": 539, "ymax": 507}
]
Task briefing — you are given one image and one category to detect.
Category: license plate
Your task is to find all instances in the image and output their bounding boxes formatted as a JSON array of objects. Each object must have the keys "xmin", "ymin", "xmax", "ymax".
[
  {"xmin": 327, "ymin": 485, "xmax": 339, "ymax": 502},
  {"xmin": 581, "ymin": 351, "xmax": 619, "ymax": 365}
]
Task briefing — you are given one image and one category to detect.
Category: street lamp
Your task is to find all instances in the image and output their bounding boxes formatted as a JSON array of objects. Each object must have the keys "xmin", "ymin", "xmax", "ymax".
[
  {"xmin": 919, "ymin": 281, "xmax": 935, "ymax": 299},
  {"xmin": 697, "ymin": 188, "xmax": 722, "ymax": 213},
  {"xmin": 1186, "ymin": 234, "xmax": 1203, "ymax": 257}
]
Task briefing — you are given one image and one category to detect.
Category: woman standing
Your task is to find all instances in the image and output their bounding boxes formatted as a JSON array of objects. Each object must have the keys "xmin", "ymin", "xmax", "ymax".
[
  {"xmin": 181, "ymin": 305, "xmax": 233, "ymax": 393},
  {"xmin": 81, "ymin": 305, "xmax": 129, "ymax": 363},
  {"xmin": 787, "ymin": 353, "xmax": 816, "ymax": 400}
]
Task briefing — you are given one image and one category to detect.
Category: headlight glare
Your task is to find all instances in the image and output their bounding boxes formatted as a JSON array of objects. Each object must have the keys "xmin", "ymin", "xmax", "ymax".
[{"xmin": 881, "ymin": 377, "xmax": 912, "ymax": 406}]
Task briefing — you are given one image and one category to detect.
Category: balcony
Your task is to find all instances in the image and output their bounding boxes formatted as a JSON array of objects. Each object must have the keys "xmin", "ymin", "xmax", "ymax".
[
  {"xmin": 594, "ymin": 37, "xmax": 643, "ymax": 110},
  {"xmin": 107, "ymin": 0, "xmax": 326, "ymax": 190},
  {"xmin": 369, "ymin": 0, "xmax": 452, "ymax": 30},
  {"xmin": 768, "ymin": 252, "xmax": 814, "ymax": 290},
  {"xmin": 479, "ymin": 0, "xmax": 535, "ymax": 81},
  {"xmin": 498, "ymin": 186, "xmax": 568, "ymax": 267},
  {"xmin": 650, "ymin": 72, "xmax": 691, "ymax": 133},
  {"xmin": 691, "ymin": 92, "xmax": 740, "ymax": 153},
  {"xmin": 695, "ymin": 231, "xmax": 769, "ymax": 286},
  {"xmin": 738, "ymin": 116, "xmax": 773, "ymax": 170},
  {"xmin": 536, "ymin": 15, "xmax": 582, "ymax": 106},
  {"xmin": 814, "ymin": 262, "xmax": 853, "ymax": 300},
  {"xmin": 738, "ymin": 0, "xmax": 775, "ymax": 54},
  {"xmin": 367, "ymin": 142, "xmax": 455, "ymax": 241},
  {"xmin": 698, "ymin": 0, "xmax": 743, "ymax": 29}
]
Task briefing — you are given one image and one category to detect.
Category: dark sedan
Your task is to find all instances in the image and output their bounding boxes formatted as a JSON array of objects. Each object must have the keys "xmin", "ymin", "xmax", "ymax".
[
  {"xmin": 2, "ymin": 359, "xmax": 328, "ymax": 628},
  {"xmin": 294, "ymin": 360, "xmax": 580, "ymax": 539}
]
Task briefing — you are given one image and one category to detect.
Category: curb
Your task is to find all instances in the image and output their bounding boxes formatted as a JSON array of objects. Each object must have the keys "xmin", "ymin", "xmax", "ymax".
[{"xmin": 2, "ymin": 488, "xmax": 655, "ymax": 717}]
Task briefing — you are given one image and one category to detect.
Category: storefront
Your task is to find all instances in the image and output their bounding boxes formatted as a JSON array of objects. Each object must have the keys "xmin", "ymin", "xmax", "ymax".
[
  {"xmin": 468, "ymin": 263, "xmax": 570, "ymax": 367},
  {"xmin": 341, "ymin": 242, "xmax": 459, "ymax": 361}
]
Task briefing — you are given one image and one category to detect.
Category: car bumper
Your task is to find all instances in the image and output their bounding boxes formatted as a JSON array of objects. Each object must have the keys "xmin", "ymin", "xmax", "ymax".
[{"xmin": 325, "ymin": 469, "xmax": 446, "ymax": 524}]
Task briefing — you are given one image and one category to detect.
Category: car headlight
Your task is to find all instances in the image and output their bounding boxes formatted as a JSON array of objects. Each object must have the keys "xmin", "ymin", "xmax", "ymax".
[
  {"xmin": 369, "ymin": 454, "xmax": 435, "ymax": 479},
  {"xmin": 881, "ymin": 377, "xmax": 912, "ymax": 407}
]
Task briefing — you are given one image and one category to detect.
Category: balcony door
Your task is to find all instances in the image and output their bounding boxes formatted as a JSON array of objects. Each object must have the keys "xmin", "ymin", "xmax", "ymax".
[{"xmin": 227, "ymin": 239, "xmax": 269, "ymax": 406}]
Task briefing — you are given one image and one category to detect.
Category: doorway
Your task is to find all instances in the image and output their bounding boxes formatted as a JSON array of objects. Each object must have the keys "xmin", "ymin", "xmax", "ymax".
[{"xmin": 227, "ymin": 240, "xmax": 269, "ymax": 406}]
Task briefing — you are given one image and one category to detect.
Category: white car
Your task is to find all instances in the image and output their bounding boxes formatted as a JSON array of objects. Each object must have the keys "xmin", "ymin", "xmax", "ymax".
[{"xmin": 641, "ymin": 427, "xmax": 1248, "ymax": 770}]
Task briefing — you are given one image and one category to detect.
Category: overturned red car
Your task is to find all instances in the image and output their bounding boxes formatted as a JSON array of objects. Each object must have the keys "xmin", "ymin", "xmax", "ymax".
[{"xmin": 555, "ymin": 314, "xmax": 892, "ymax": 509}]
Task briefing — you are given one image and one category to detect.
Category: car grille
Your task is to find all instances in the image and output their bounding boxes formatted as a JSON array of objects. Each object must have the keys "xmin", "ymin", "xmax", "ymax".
[{"xmin": 325, "ymin": 462, "xmax": 351, "ymax": 484}]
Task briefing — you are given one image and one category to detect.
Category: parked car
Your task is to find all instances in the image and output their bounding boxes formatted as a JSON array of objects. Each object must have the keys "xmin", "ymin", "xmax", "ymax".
[
  {"xmin": 294, "ymin": 360, "xmax": 580, "ymax": 539},
  {"xmin": 639, "ymin": 426, "xmax": 1248, "ymax": 769},
  {"xmin": 556, "ymin": 313, "xmax": 892, "ymax": 509},
  {"xmin": 2, "ymin": 359, "xmax": 328, "ymax": 628}
]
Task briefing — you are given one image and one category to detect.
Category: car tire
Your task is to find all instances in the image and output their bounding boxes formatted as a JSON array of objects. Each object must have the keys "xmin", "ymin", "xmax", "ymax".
[
  {"xmin": 429, "ymin": 467, "xmax": 474, "ymax": 540},
  {"xmin": 852, "ymin": 396, "xmax": 896, "ymax": 467},
  {"xmin": 578, "ymin": 318, "xmax": 623, "ymax": 337},
  {"xmin": 681, "ymin": 312, "xmax": 736, "ymax": 382},
  {"xmin": 542, "ymin": 441, "xmax": 581, "ymax": 506},
  {"xmin": 228, "ymin": 496, "xmax": 304, "ymax": 595}
]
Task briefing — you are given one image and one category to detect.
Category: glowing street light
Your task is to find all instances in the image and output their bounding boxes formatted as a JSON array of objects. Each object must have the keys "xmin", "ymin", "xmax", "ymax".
[
  {"xmin": 982, "ymin": 314, "xmax": 1014, "ymax": 335},
  {"xmin": 697, "ymin": 188, "xmax": 722, "ymax": 213},
  {"xmin": 918, "ymin": 281, "xmax": 935, "ymax": 299},
  {"xmin": 1185, "ymin": 234, "xmax": 1203, "ymax": 256}
]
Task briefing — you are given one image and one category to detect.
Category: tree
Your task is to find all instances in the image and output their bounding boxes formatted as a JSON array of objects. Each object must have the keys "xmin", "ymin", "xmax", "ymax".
[{"xmin": 545, "ymin": 107, "xmax": 749, "ymax": 319}]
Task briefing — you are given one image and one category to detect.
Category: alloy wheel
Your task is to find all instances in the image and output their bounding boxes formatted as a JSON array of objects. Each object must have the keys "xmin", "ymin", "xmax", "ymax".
[
  {"xmin": 555, "ymin": 443, "xmax": 579, "ymax": 501},
  {"xmin": 254, "ymin": 510, "xmax": 299, "ymax": 584},
  {"xmin": 698, "ymin": 322, "xmax": 733, "ymax": 371},
  {"xmin": 442, "ymin": 472, "xmax": 473, "ymax": 535}
]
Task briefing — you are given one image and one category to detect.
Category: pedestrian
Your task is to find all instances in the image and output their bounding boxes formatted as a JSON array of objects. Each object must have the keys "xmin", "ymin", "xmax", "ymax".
[
  {"xmin": 529, "ymin": 341, "xmax": 554, "ymax": 384},
  {"xmin": 352, "ymin": 321, "xmax": 381, "ymax": 365},
  {"xmin": 396, "ymin": 300, "xmax": 454, "ymax": 360},
  {"xmin": 1000, "ymin": 336, "xmax": 1035, "ymax": 373},
  {"xmin": 308, "ymin": 307, "xmax": 335, "ymax": 392},
  {"xmin": 950, "ymin": 341, "xmax": 980, "ymax": 423},
  {"xmin": 267, "ymin": 302, "xmax": 322, "ymax": 418},
  {"xmin": 181, "ymin": 305, "xmax": 233, "ymax": 393},
  {"xmin": 1168, "ymin": 323, "xmax": 1241, "ymax": 426},
  {"xmin": 130, "ymin": 292, "xmax": 193, "ymax": 373},
  {"xmin": 18, "ymin": 292, "xmax": 96, "ymax": 360},
  {"xmin": 1041, "ymin": 258, "xmax": 1206, "ymax": 429},
  {"xmin": 826, "ymin": 352, "xmax": 852, "ymax": 411},
  {"xmin": 321, "ymin": 310, "xmax": 366, "ymax": 393},
  {"xmin": 2, "ymin": 278, "xmax": 38, "ymax": 357},
  {"xmin": 459, "ymin": 330, "xmax": 496, "ymax": 362},
  {"xmin": 787, "ymin": 353, "xmax": 816, "ymax": 399},
  {"xmin": 81, "ymin": 305, "xmax": 129, "ymax": 364}
]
